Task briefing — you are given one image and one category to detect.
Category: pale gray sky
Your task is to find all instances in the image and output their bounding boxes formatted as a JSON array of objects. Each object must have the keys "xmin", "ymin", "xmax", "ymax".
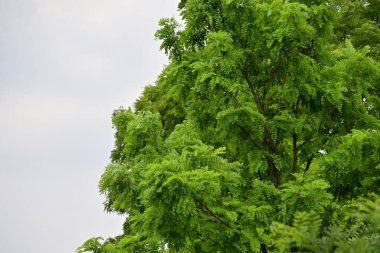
[{"xmin": 0, "ymin": 1, "xmax": 179, "ymax": 252}]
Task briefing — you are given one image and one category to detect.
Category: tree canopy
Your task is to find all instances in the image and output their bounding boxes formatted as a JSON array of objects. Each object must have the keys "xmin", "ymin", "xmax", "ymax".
[{"xmin": 78, "ymin": 0, "xmax": 380, "ymax": 252}]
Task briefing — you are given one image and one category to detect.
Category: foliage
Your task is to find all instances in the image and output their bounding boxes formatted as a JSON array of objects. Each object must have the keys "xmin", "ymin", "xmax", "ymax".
[
  {"xmin": 271, "ymin": 195, "xmax": 380, "ymax": 253},
  {"xmin": 78, "ymin": 0, "xmax": 380, "ymax": 252}
]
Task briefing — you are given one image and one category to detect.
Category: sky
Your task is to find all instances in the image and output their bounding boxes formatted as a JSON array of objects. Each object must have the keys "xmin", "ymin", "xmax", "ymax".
[{"xmin": 0, "ymin": 0, "xmax": 179, "ymax": 252}]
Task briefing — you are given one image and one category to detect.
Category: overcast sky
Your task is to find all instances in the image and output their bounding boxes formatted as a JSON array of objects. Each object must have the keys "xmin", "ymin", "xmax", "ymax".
[{"xmin": 0, "ymin": 1, "xmax": 179, "ymax": 252}]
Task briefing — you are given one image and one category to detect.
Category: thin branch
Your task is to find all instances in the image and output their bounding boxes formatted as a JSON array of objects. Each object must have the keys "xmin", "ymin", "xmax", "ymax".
[
  {"xmin": 304, "ymin": 155, "xmax": 315, "ymax": 174},
  {"xmin": 244, "ymin": 71, "xmax": 265, "ymax": 115},
  {"xmin": 221, "ymin": 87, "xmax": 241, "ymax": 107},
  {"xmin": 199, "ymin": 202, "xmax": 232, "ymax": 228},
  {"xmin": 292, "ymin": 133, "xmax": 298, "ymax": 172},
  {"xmin": 237, "ymin": 124, "xmax": 262, "ymax": 150},
  {"xmin": 275, "ymin": 127, "xmax": 281, "ymax": 146},
  {"xmin": 297, "ymin": 139, "xmax": 311, "ymax": 150}
]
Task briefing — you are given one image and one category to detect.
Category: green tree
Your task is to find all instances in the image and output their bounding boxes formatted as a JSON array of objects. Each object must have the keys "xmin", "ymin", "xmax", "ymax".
[
  {"xmin": 332, "ymin": 0, "xmax": 380, "ymax": 60},
  {"xmin": 78, "ymin": 0, "xmax": 380, "ymax": 252}
]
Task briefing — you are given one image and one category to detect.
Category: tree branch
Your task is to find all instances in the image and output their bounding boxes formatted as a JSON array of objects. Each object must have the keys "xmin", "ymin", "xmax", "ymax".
[
  {"xmin": 199, "ymin": 202, "xmax": 232, "ymax": 228},
  {"xmin": 244, "ymin": 71, "xmax": 265, "ymax": 115},
  {"xmin": 292, "ymin": 133, "xmax": 298, "ymax": 172},
  {"xmin": 304, "ymin": 155, "xmax": 315, "ymax": 174}
]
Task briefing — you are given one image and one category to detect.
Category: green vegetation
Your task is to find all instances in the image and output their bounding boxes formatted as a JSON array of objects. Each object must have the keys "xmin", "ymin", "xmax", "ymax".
[{"xmin": 78, "ymin": 0, "xmax": 380, "ymax": 252}]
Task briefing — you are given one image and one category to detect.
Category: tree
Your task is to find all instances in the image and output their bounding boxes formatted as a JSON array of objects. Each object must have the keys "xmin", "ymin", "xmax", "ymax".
[
  {"xmin": 78, "ymin": 0, "xmax": 380, "ymax": 252},
  {"xmin": 332, "ymin": 0, "xmax": 380, "ymax": 60}
]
